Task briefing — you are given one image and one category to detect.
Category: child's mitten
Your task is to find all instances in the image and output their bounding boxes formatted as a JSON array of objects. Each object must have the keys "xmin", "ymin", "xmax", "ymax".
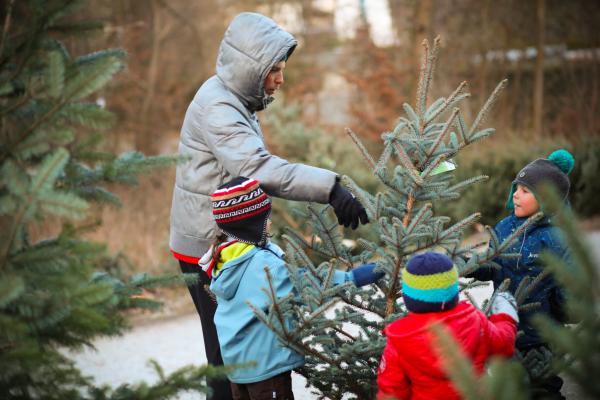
[
  {"xmin": 491, "ymin": 291, "xmax": 519, "ymax": 323},
  {"xmin": 351, "ymin": 263, "xmax": 384, "ymax": 286}
]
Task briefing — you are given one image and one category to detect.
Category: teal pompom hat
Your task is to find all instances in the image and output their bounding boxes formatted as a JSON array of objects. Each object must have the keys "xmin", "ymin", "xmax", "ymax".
[{"xmin": 506, "ymin": 149, "xmax": 575, "ymax": 209}]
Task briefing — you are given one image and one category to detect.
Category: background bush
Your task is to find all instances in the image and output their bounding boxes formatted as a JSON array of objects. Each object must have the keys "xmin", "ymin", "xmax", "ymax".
[{"xmin": 436, "ymin": 135, "xmax": 600, "ymax": 228}]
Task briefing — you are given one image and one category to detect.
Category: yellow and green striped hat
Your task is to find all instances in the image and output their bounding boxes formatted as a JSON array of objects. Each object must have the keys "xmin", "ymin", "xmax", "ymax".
[{"xmin": 402, "ymin": 252, "xmax": 459, "ymax": 313}]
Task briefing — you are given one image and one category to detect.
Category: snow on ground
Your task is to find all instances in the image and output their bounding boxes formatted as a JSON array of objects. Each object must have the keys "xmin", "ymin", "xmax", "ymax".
[{"xmin": 68, "ymin": 312, "xmax": 317, "ymax": 399}]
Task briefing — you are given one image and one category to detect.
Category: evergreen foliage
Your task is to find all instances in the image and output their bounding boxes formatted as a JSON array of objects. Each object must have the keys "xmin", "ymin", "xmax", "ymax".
[
  {"xmin": 254, "ymin": 37, "xmax": 541, "ymax": 399},
  {"xmin": 0, "ymin": 1, "xmax": 217, "ymax": 398},
  {"xmin": 533, "ymin": 186, "xmax": 600, "ymax": 398}
]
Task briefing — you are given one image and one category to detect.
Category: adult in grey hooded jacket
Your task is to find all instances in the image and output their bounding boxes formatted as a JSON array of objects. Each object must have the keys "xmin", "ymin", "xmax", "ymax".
[{"xmin": 169, "ymin": 12, "xmax": 368, "ymax": 400}]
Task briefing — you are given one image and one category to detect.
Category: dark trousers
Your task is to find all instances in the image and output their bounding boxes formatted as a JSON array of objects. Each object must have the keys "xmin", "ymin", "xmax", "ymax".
[
  {"xmin": 231, "ymin": 371, "xmax": 294, "ymax": 400},
  {"xmin": 179, "ymin": 260, "xmax": 232, "ymax": 400},
  {"xmin": 531, "ymin": 375, "xmax": 565, "ymax": 400}
]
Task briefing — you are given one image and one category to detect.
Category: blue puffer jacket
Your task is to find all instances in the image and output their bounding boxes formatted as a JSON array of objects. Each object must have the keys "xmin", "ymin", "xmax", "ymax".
[
  {"xmin": 210, "ymin": 242, "xmax": 356, "ymax": 384},
  {"xmin": 469, "ymin": 214, "xmax": 569, "ymax": 349}
]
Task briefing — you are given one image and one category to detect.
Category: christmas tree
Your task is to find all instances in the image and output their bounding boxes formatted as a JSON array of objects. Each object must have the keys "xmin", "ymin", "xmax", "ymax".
[
  {"xmin": 251, "ymin": 37, "xmax": 544, "ymax": 399},
  {"xmin": 0, "ymin": 1, "xmax": 220, "ymax": 398}
]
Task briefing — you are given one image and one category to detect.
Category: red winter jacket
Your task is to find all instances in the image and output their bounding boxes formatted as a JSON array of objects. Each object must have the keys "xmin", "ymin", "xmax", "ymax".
[{"xmin": 377, "ymin": 301, "xmax": 517, "ymax": 400}]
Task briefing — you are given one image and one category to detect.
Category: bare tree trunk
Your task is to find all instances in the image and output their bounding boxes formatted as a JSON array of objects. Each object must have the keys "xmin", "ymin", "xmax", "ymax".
[
  {"xmin": 478, "ymin": 0, "xmax": 491, "ymax": 102},
  {"xmin": 137, "ymin": 0, "xmax": 170, "ymax": 154},
  {"xmin": 533, "ymin": 0, "xmax": 545, "ymax": 137}
]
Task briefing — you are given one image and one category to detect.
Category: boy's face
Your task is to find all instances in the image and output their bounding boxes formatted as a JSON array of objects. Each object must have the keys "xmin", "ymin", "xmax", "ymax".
[{"xmin": 513, "ymin": 184, "xmax": 540, "ymax": 217}]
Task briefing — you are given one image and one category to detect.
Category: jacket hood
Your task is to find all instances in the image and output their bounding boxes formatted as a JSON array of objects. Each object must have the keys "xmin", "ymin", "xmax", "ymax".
[
  {"xmin": 384, "ymin": 302, "xmax": 482, "ymax": 379},
  {"xmin": 210, "ymin": 241, "xmax": 284, "ymax": 300},
  {"xmin": 216, "ymin": 12, "xmax": 297, "ymax": 112}
]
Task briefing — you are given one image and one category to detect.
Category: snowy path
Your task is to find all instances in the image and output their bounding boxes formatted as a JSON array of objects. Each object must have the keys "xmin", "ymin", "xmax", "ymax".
[{"xmin": 68, "ymin": 311, "xmax": 317, "ymax": 399}]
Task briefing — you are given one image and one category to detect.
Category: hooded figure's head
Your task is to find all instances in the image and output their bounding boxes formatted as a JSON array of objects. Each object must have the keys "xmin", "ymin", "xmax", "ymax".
[{"xmin": 216, "ymin": 12, "xmax": 297, "ymax": 112}]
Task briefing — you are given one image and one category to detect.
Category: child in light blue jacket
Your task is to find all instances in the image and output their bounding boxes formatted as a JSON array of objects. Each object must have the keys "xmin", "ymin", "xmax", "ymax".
[{"xmin": 202, "ymin": 177, "xmax": 382, "ymax": 399}]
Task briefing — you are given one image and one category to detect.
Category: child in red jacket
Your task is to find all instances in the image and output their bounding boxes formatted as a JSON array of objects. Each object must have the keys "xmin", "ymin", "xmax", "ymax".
[{"xmin": 377, "ymin": 252, "xmax": 518, "ymax": 400}]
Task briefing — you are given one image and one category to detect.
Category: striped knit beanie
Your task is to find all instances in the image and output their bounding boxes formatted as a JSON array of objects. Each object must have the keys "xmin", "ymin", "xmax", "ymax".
[
  {"xmin": 402, "ymin": 252, "xmax": 459, "ymax": 313},
  {"xmin": 211, "ymin": 177, "xmax": 272, "ymax": 246}
]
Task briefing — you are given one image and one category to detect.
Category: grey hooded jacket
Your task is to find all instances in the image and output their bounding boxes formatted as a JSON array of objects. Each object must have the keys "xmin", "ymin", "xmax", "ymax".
[{"xmin": 170, "ymin": 12, "xmax": 337, "ymax": 258}]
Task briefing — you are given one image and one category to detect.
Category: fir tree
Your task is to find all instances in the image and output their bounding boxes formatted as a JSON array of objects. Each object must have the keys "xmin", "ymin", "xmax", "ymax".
[
  {"xmin": 0, "ymin": 1, "xmax": 220, "ymax": 398},
  {"xmin": 252, "ymin": 37, "xmax": 543, "ymax": 399}
]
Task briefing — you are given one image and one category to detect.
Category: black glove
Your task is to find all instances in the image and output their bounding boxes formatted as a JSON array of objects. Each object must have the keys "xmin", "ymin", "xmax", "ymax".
[
  {"xmin": 329, "ymin": 181, "xmax": 369, "ymax": 229},
  {"xmin": 517, "ymin": 346, "xmax": 553, "ymax": 380}
]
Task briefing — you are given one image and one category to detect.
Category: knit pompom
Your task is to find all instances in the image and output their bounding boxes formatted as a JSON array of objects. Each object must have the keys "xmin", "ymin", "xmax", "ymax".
[{"xmin": 548, "ymin": 149, "xmax": 574, "ymax": 175}]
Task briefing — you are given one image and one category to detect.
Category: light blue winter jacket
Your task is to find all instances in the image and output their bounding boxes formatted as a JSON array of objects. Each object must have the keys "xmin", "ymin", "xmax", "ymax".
[{"xmin": 210, "ymin": 241, "xmax": 353, "ymax": 384}]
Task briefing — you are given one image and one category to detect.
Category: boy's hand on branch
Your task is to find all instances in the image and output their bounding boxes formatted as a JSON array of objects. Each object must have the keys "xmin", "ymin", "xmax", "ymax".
[
  {"xmin": 329, "ymin": 181, "xmax": 369, "ymax": 229},
  {"xmin": 351, "ymin": 263, "xmax": 384, "ymax": 286}
]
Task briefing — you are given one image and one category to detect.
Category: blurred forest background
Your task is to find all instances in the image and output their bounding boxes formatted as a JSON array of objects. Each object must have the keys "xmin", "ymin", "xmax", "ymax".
[{"xmin": 60, "ymin": 0, "xmax": 599, "ymax": 306}]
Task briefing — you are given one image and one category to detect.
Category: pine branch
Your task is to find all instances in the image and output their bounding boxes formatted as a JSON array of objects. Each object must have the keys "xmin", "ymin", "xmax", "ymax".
[
  {"xmin": 442, "ymin": 175, "xmax": 489, "ymax": 196},
  {"xmin": 1, "ymin": 149, "xmax": 71, "ymax": 265},
  {"xmin": 0, "ymin": 274, "xmax": 24, "ymax": 307},
  {"xmin": 406, "ymin": 203, "xmax": 432, "ymax": 234},
  {"xmin": 416, "ymin": 36, "xmax": 441, "ymax": 124},
  {"xmin": 321, "ymin": 263, "xmax": 339, "ymax": 293},
  {"xmin": 47, "ymin": 50, "xmax": 65, "ymax": 98},
  {"xmin": 426, "ymin": 107, "xmax": 459, "ymax": 159},
  {"xmin": 513, "ymin": 276, "xmax": 533, "ymax": 306},
  {"xmin": 332, "ymin": 324, "xmax": 357, "ymax": 341},
  {"xmin": 415, "ymin": 38, "xmax": 429, "ymax": 119},
  {"xmin": 392, "ymin": 141, "xmax": 423, "ymax": 186},
  {"xmin": 439, "ymin": 213, "xmax": 481, "ymax": 241},
  {"xmin": 462, "ymin": 290, "xmax": 480, "ymax": 308},
  {"xmin": 468, "ymin": 79, "xmax": 508, "ymax": 137},
  {"xmin": 282, "ymin": 234, "xmax": 318, "ymax": 275},
  {"xmin": 455, "ymin": 111, "xmax": 469, "ymax": 145},
  {"xmin": 384, "ymin": 221, "xmax": 406, "ymax": 316},
  {"xmin": 425, "ymin": 81, "xmax": 467, "ymax": 124},
  {"xmin": 307, "ymin": 204, "xmax": 353, "ymax": 268},
  {"xmin": 338, "ymin": 290, "xmax": 386, "ymax": 318},
  {"xmin": 262, "ymin": 267, "xmax": 288, "ymax": 334},
  {"xmin": 345, "ymin": 128, "xmax": 376, "ymax": 170},
  {"xmin": 373, "ymin": 146, "xmax": 393, "ymax": 185}
]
